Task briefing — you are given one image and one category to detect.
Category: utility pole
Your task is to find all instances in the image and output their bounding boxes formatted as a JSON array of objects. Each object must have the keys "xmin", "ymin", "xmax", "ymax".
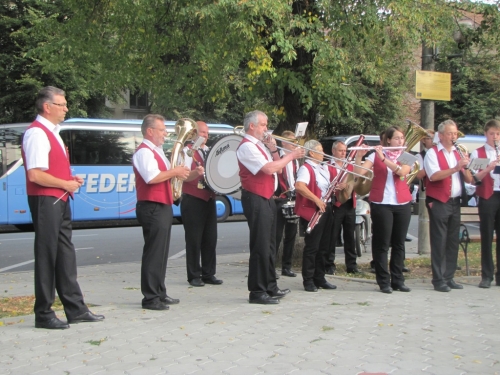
[{"xmin": 417, "ymin": 42, "xmax": 435, "ymax": 255}]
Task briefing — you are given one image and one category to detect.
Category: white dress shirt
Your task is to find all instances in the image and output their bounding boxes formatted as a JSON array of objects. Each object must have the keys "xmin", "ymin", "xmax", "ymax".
[
  {"xmin": 296, "ymin": 159, "xmax": 331, "ymax": 198},
  {"xmin": 23, "ymin": 115, "xmax": 67, "ymax": 171},
  {"xmin": 366, "ymin": 153, "xmax": 405, "ymax": 205},
  {"xmin": 424, "ymin": 143, "xmax": 462, "ymax": 198},
  {"xmin": 133, "ymin": 139, "xmax": 171, "ymax": 184},
  {"xmin": 236, "ymin": 134, "xmax": 278, "ymax": 191}
]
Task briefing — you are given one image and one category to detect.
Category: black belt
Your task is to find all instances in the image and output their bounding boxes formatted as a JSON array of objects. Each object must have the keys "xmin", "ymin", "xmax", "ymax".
[{"xmin": 448, "ymin": 197, "xmax": 461, "ymax": 203}]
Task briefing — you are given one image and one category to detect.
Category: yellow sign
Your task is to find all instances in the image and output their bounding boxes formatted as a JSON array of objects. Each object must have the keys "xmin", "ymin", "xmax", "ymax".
[{"xmin": 415, "ymin": 70, "xmax": 451, "ymax": 101}]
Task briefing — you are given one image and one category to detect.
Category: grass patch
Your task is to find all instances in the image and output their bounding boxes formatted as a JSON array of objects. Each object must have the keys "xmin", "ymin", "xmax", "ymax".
[
  {"xmin": 310, "ymin": 243, "xmax": 482, "ymax": 280},
  {"xmin": 86, "ymin": 338, "xmax": 107, "ymax": 346},
  {"xmin": 0, "ymin": 296, "xmax": 63, "ymax": 319},
  {"xmin": 357, "ymin": 302, "xmax": 370, "ymax": 306},
  {"xmin": 322, "ymin": 326, "xmax": 334, "ymax": 331}
]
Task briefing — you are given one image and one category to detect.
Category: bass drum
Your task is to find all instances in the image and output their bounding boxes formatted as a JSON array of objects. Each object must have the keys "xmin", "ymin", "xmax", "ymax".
[{"xmin": 205, "ymin": 134, "xmax": 242, "ymax": 195}]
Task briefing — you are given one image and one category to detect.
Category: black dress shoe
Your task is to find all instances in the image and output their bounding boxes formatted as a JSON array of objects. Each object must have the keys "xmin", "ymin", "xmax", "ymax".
[
  {"xmin": 249, "ymin": 294, "xmax": 280, "ymax": 304},
  {"xmin": 402, "ymin": 267, "xmax": 410, "ymax": 273},
  {"xmin": 380, "ymin": 286, "xmax": 393, "ymax": 294},
  {"xmin": 142, "ymin": 302, "xmax": 169, "ymax": 311},
  {"xmin": 434, "ymin": 284, "xmax": 451, "ymax": 292},
  {"xmin": 68, "ymin": 311, "xmax": 105, "ymax": 324},
  {"xmin": 268, "ymin": 288, "xmax": 291, "ymax": 299},
  {"xmin": 478, "ymin": 279, "xmax": 491, "ymax": 288},
  {"xmin": 316, "ymin": 281, "xmax": 337, "ymax": 290},
  {"xmin": 304, "ymin": 284, "xmax": 318, "ymax": 292},
  {"xmin": 161, "ymin": 295, "xmax": 180, "ymax": 304},
  {"xmin": 202, "ymin": 276, "xmax": 223, "ymax": 285},
  {"xmin": 281, "ymin": 269, "xmax": 297, "ymax": 277},
  {"xmin": 447, "ymin": 280, "xmax": 463, "ymax": 289},
  {"xmin": 392, "ymin": 284, "xmax": 411, "ymax": 292},
  {"xmin": 346, "ymin": 268, "xmax": 362, "ymax": 274},
  {"xmin": 189, "ymin": 278, "xmax": 205, "ymax": 287},
  {"xmin": 35, "ymin": 317, "xmax": 69, "ymax": 330}
]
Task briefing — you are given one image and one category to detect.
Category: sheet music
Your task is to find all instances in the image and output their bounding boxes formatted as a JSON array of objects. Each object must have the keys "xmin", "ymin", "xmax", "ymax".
[
  {"xmin": 397, "ymin": 152, "xmax": 418, "ymax": 167},
  {"xmin": 295, "ymin": 122, "xmax": 308, "ymax": 138}
]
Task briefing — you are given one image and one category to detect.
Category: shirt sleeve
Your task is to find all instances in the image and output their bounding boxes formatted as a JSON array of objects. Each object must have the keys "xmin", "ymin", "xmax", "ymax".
[
  {"xmin": 133, "ymin": 148, "xmax": 161, "ymax": 184},
  {"xmin": 22, "ymin": 128, "xmax": 50, "ymax": 171},
  {"xmin": 296, "ymin": 165, "xmax": 311, "ymax": 185},
  {"xmin": 236, "ymin": 142, "xmax": 269, "ymax": 175},
  {"xmin": 423, "ymin": 148, "xmax": 440, "ymax": 179}
]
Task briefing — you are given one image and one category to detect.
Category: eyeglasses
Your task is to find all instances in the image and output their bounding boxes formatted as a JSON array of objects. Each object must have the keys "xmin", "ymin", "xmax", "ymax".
[
  {"xmin": 51, "ymin": 102, "xmax": 68, "ymax": 107},
  {"xmin": 153, "ymin": 127, "xmax": 167, "ymax": 133}
]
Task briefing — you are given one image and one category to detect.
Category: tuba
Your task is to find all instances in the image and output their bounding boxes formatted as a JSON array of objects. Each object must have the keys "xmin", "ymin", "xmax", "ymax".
[
  {"xmin": 170, "ymin": 118, "xmax": 198, "ymax": 201},
  {"xmin": 403, "ymin": 120, "xmax": 431, "ymax": 185}
]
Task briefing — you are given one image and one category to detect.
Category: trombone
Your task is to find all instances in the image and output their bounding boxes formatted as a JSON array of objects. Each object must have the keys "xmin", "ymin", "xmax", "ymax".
[{"xmin": 234, "ymin": 126, "xmax": 373, "ymax": 182}]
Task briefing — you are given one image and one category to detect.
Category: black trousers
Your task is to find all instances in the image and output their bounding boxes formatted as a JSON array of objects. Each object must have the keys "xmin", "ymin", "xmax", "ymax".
[
  {"xmin": 181, "ymin": 194, "xmax": 218, "ymax": 281},
  {"xmin": 426, "ymin": 197, "xmax": 461, "ymax": 286},
  {"xmin": 275, "ymin": 198, "xmax": 297, "ymax": 271},
  {"xmin": 478, "ymin": 192, "xmax": 500, "ymax": 281},
  {"xmin": 136, "ymin": 201, "xmax": 173, "ymax": 305},
  {"xmin": 241, "ymin": 190, "xmax": 278, "ymax": 297},
  {"xmin": 370, "ymin": 202, "xmax": 411, "ymax": 288},
  {"xmin": 300, "ymin": 204, "xmax": 333, "ymax": 287},
  {"xmin": 28, "ymin": 195, "xmax": 88, "ymax": 322},
  {"xmin": 326, "ymin": 199, "xmax": 357, "ymax": 270}
]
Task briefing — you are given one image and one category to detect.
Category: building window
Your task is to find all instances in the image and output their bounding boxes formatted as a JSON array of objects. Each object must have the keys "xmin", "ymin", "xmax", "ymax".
[{"xmin": 129, "ymin": 91, "xmax": 148, "ymax": 109}]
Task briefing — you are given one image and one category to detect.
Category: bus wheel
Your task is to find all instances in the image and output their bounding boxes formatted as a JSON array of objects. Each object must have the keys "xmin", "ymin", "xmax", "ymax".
[{"xmin": 216, "ymin": 196, "xmax": 230, "ymax": 222}]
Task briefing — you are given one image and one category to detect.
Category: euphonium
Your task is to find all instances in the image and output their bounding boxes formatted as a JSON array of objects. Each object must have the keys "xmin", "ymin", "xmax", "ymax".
[
  {"xmin": 170, "ymin": 118, "xmax": 198, "ymax": 201},
  {"xmin": 403, "ymin": 120, "xmax": 431, "ymax": 185}
]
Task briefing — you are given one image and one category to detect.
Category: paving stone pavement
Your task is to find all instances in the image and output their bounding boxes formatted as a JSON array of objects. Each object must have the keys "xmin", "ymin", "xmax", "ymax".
[{"xmin": 1, "ymin": 249, "xmax": 500, "ymax": 375}]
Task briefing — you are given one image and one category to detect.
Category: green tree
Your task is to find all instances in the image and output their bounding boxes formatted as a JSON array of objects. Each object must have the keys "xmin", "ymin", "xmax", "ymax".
[
  {"xmin": 0, "ymin": 0, "xmax": 110, "ymax": 123},
  {"xmin": 11, "ymin": 0, "xmax": 500, "ymax": 139},
  {"xmin": 434, "ymin": 3, "xmax": 500, "ymax": 134}
]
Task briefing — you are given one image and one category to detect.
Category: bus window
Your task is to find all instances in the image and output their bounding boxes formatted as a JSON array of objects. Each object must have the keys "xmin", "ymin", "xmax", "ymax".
[
  {"xmin": 62, "ymin": 129, "xmax": 142, "ymax": 165},
  {"xmin": 3, "ymin": 126, "xmax": 27, "ymax": 174}
]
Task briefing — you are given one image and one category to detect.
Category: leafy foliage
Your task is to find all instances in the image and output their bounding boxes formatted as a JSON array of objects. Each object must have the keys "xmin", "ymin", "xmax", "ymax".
[{"xmin": 0, "ymin": 0, "xmax": 111, "ymax": 123}]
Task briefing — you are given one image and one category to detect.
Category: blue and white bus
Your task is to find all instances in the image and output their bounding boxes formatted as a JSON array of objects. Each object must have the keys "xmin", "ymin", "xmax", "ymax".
[{"xmin": 0, "ymin": 118, "xmax": 243, "ymax": 227}]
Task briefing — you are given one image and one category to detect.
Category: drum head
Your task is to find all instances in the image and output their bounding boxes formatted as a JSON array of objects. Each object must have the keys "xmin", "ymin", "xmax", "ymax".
[{"xmin": 205, "ymin": 134, "xmax": 242, "ymax": 195}]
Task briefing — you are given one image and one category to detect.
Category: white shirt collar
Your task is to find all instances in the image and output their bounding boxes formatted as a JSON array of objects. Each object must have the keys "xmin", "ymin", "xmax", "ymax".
[
  {"xmin": 36, "ymin": 115, "xmax": 60, "ymax": 133},
  {"xmin": 437, "ymin": 142, "xmax": 456, "ymax": 152},
  {"xmin": 142, "ymin": 138, "xmax": 165, "ymax": 153}
]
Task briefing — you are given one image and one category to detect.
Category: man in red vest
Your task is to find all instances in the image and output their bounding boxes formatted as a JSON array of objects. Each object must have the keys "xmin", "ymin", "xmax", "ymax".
[
  {"xmin": 469, "ymin": 119, "xmax": 500, "ymax": 288},
  {"xmin": 22, "ymin": 86, "xmax": 104, "ymax": 329},
  {"xmin": 237, "ymin": 110, "xmax": 304, "ymax": 304},
  {"xmin": 133, "ymin": 114, "xmax": 190, "ymax": 310},
  {"xmin": 325, "ymin": 141, "xmax": 359, "ymax": 275},
  {"xmin": 424, "ymin": 120, "xmax": 472, "ymax": 292},
  {"xmin": 180, "ymin": 121, "xmax": 223, "ymax": 287}
]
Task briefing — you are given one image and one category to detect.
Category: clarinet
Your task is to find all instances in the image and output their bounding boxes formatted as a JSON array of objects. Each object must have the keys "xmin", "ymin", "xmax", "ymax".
[
  {"xmin": 452, "ymin": 140, "xmax": 481, "ymax": 186},
  {"xmin": 306, "ymin": 135, "xmax": 365, "ymax": 234}
]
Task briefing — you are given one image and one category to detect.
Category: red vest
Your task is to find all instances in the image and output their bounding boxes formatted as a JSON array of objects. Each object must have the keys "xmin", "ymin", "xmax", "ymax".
[
  {"xmin": 295, "ymin": 163, "xmax": 334, "ymax": 221},
  {"xmin": 475, "ymin": 146, "xmax": 494, "ymax": 199},
  {"xmin": 238, "ymin": 138, "xmax": 275, "ymax": 199},
  {"xmin": 426, "ymin": 146, "xmax": 460, "ymax": 203},
  {"xmin": 133, "ymin": 143, "xmax": 173, "ymax": 205},
  {"xmin": 369, "ymin": 156, "xmax": 412, "ymax": 204},
  {"xmin": 331, "ymin": 163, "xmax": 357, "ymax": 208},
  {"xmin": 21, "ymin": 120, "xmax": 73, "ymax": 201},
  {"xmin": 182, "ymin": 145, "xmax": 216, "ymax": 201}
]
